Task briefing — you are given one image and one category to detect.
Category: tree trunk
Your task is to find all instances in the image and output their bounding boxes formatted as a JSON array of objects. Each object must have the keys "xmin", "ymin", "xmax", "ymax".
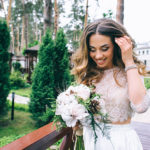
[
  {"xmin": 35, "ymin": 22, "xmax": 38, "ymax": 41},
  {"xmin": 11, "ymin": 24, "xmax": 15, "ymax": 53},
  {"xmin": 116, "ymin": 0, "xmax": 124, "ymax": 24},
  {"xmin": 7, "ymin": 0, "xmax": 12, "ymax": 25},
  {"xmin": 25, "ymin": 14, "xmax": 28, "ymax": 48},
  {"xmin": 20, "ymin": 0, "xmax": 25, "ymax": 55},
  {"xmin": 21, "ymin": 15, "xmax": 25, "ymax": 54},
  {"xmin": 84, "ymin": 0, "xmax": 88, "ymax": 28},
  {"xmin": 54, "ymin": 0, "xmax": 59, "ymax": 37},
  {"xmin": 44, "ymin": 0, "xmax": 53, "ymax": 33},
  {"xmin": 16, "ymin": 25, "xmax": 20, "ymax": 56}
]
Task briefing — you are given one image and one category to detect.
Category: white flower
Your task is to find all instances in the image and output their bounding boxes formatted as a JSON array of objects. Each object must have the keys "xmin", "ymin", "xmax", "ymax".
[
  {"xmin": 60, "ymin": 103, "xmax": 89, "ymax": 127},
  {"xmin": 56, "ymin": 91, "xmax": 77, "ymax": 105},
  {"xmin": 67, "ymin": 84, "xmax": 91, "ymax": 100}
]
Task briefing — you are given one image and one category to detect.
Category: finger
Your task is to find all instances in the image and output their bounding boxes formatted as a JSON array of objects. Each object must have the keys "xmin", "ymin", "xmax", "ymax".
[{"xmin": 124, "ymin": 36, "xmax": 132, "ymax": 45}]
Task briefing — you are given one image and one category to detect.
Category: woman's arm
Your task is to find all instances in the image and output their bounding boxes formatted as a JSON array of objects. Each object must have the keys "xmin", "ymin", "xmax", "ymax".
[{"xmin": 115, "ymin": 36, "xmax": 150, "ymax": 113}]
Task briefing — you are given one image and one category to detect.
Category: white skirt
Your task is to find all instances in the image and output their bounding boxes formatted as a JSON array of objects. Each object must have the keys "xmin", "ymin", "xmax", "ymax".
[{"xmin": 83, "ymin": 123, "xmax": 143, "ymax": 150}]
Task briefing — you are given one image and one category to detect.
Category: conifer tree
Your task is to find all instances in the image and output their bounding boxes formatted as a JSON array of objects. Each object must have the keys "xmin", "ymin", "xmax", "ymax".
[
  {"xmin": 29, "ymin": 30, "xmax": 55, "ymax": 127},
  {"xmin": 54, "ymin": 28, "xmax": 71, "ymax": 97},
  {"xmin": 0, "ymin": 19, "xmax": 10, "ymax": 116}
]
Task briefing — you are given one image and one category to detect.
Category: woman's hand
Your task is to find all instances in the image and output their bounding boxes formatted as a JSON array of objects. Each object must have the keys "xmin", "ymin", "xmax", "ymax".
[{"xmin": 115, "ymin": 36, "xmax": 134, "ymax": 66}]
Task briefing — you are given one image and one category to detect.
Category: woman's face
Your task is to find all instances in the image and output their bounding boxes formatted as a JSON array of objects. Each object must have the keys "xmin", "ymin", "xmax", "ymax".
[{"xmin": 89, "ymin": 34, "xmax": 114, "ymax": 69}]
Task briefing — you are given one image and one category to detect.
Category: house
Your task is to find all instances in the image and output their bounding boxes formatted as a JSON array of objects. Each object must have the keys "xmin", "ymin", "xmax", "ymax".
[{"xmin": 134, "ymin": 42, "xmax": 150, "ymax": 72}]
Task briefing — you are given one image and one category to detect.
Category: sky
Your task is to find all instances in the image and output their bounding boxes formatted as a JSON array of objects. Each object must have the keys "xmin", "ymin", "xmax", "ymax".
[
  {"xmin": 1, "ymin": 0, "xmax": 150, "ymax": 43},
  {"xmin": 88, "ymin": 0, "xmax": 150, "ymax": 43}
]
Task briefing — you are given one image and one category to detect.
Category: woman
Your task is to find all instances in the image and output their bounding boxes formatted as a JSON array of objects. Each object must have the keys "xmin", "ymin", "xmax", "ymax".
[{"xmin": 71, "ymin": 18, "xmax": 150, "ymax": 150}]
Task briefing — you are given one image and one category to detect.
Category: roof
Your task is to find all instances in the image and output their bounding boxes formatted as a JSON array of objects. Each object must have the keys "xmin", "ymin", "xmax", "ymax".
[{"xmin": 25, "ymin": 45, "xmax": 39, "ymax": 53}]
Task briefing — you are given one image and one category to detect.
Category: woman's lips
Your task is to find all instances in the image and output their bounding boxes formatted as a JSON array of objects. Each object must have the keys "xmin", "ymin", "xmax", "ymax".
[{"xmin": 96, "ymin": 59, "xmax": 106, "ymax": 65}]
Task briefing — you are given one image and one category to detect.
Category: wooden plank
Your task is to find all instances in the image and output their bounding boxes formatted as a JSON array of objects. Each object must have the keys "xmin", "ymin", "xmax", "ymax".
[
  {"xmin": 0, "ymin": 123, "xmax": 56, "ymax": 150},
  {"xmin": 131, "ymin": 121, "xmax": 150, "ymax": 150}
]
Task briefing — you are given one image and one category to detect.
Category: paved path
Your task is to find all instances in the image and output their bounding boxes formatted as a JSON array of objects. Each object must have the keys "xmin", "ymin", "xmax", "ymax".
[{"xmin": 7, "ymin": 94, "xmax": 30, "ymax": 104}]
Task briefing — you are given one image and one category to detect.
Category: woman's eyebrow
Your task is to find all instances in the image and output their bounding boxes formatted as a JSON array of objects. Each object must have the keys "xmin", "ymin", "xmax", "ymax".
[{"xmin": 89, "ymin": 44, "xmax": 109, "ymax": 48}]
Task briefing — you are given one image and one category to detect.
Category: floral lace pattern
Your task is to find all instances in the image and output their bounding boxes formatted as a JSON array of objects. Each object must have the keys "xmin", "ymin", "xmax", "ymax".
[{"xmin": 94, "ymin": 67, "xmax": 150, "ymax": 122}]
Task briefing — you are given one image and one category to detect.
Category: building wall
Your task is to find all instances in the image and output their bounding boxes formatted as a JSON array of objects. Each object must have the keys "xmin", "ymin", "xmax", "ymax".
[{"xmin": 134, "ymin": 43, "xmax": 150, "ymax": 71}]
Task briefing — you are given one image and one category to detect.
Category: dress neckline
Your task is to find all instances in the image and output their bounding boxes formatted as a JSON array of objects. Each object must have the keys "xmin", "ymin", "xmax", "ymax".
[{"xmin": 103, "ymin": 66, "xmax": 120, "ymax": 73}]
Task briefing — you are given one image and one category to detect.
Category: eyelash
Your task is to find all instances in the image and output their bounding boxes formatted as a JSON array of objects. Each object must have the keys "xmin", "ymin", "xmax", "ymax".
[{"xmin": 90, "ymin": 47, "xmax": 109, "ymax": 52}]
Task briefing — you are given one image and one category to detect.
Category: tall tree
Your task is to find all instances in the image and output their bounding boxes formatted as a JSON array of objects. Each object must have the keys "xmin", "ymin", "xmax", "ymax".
[
  {"xmin": 116, "ymin": 0, "xmax": 124, "ymax": 24},
  {"xmin": 7, "ymin": 0, "xmax": 12, "ymax": 25},
  {"xmin": 54, "ymin": 28, "xmax": 71, "ymax": 97},
  {"xmin": 29, "ymin": 30, "xmax": 55, "ymax": 127},
  {"xmin": 0, "ymin": 19, "xmax": 11, "ymax": 116},
  {"xmin": 65, "ymin": 0, "xmax": 85, "ymax": 51},
  {"xmin": 54, "ymin": 0, "xmax": 58, "ymax": 37},
  {"xmin": 44, "ymin": 0, "xmax": 53, "ymax": 33},
  {"xmin": 84, "ymin": 0, "xmax": 88, "ymax": 28}
]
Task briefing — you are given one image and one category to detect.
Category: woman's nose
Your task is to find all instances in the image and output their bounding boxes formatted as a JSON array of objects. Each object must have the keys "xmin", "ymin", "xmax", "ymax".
[{"xmin": 95, "ymin": 51, "xmax": 103, "ymax": 59}]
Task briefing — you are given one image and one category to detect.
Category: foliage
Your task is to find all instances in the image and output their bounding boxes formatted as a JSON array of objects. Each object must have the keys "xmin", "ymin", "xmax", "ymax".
[
  {"xmin": 8, "ymin": 101, "xmax": 29, "ymax": 112},
  {"xmin": 0, "ymin": 110, "xmax": 37, "ymax": 147},
  {"xmin": 103, "ymin": 10, "xmax": 113, "ymax": 19},
  {"xmin": 0, "ymin": 134, "xmax": 26, "ymax": 147},
  {"xmin": 0, "ymin": 19, "xmax": 11, "ymax": 116},
  {"xmin": 12, "ymin": 61, "xmax": 21, "ymax": 71},
  {"xmin": 10, "ymin": 71, "xmax": 26, "ymax": 89},
  {"xmin": 29, "ymin": 30, "xmax": 55, "ymax": 127},
  {"xmin": 10, "ymin": 87, "xmax": 31, "ymax": 98},
  {"xmin": 28, "ymin": 40, "xmax": 39, "ymax": 48},
  {"xmin": 64, "ymin": 0, "xmax": 85, "ymax": 51},
  {"xmin": 54, "ymin": 28, "xmax": 71, "ymax": 97},
  {"xmin": 144, "ymin": 77, "xmax": 150, "ymax": 89}
]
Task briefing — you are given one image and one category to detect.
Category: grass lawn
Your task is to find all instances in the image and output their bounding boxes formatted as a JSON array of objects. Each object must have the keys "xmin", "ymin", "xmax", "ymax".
[
  {"xmin": 10, "ymin": 87, "xmax": 31, "ymax": 97},
  {"xmin": 0, "ymin": 110, "xmax": 37, "ymax": 147}
]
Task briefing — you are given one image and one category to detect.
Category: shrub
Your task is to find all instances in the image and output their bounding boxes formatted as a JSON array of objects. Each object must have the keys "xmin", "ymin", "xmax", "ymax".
[
  {"xmin": 29, "ymin": 30, "xmax": 55, "ymax": 127},
  {"xmin": 54, "ymin": 28, "xmax": 71, "ymax": 97},
  {"xmin": 0, "ymin": 19, "xmax": 11, "ymax": 116},
  {"xmin": 12, "ymin": 61, "xmax": 21, "ymax": 71},
  {"xmin": 10, "ymin": 71, "xmax": 26, "ymax": 89}
]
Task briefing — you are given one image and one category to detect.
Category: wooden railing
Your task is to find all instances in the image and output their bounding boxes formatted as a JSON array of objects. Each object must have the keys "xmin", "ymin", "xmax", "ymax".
[{"xmin": 0, "ymin": 122, "xmax": 74, "ymax": 150}]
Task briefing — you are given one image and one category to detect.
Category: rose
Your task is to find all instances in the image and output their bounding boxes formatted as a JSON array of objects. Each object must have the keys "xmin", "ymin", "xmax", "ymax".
[
  {"xmin": 67, "ymin": 84, "xmax": 91, "ymax": 100},
  {"xmin": 60, "ymin": 103, "xmax": 89, "ymax": 127}
]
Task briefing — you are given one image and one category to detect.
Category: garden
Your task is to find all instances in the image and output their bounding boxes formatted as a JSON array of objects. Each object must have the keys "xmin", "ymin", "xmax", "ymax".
[{"xmin": 1, "ymin": 0, "xmax": 150, "ymax": 149}]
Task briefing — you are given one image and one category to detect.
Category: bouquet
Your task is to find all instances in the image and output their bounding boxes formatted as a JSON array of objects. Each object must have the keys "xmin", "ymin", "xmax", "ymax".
[{"xmin": 53, "ymin": 83, "xmax": 111, "ymax": 147}]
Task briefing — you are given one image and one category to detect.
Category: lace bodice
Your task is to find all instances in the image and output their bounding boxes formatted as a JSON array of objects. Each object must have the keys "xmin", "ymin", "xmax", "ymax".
[{"xmin": 94, "ymin": 67, "xmax": 150, "ymax": 122}]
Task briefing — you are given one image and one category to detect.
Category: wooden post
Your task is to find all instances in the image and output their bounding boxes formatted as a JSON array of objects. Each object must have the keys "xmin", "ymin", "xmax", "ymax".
[{"xmin": 11, "ymin": 92, "xmax": 15, "ymax": 120}]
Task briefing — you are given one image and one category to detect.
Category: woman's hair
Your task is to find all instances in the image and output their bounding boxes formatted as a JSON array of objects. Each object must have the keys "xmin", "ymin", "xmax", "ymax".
[{"xmin": 71, "ymin": 18, "xmax": 146, "ymax": 86}]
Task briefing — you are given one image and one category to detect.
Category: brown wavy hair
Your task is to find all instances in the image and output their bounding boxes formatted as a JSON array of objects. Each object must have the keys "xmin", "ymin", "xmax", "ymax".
[{"xmin": 71, "ymin": 18, "xmax": 146, "ymax": 86}]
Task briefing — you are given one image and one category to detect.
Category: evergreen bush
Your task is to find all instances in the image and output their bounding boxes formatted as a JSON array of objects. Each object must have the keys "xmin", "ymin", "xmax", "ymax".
[
  {"xmin": 29, "ymin": 30, "xmax": 55, "ymax": 127},
  {"xmin": 12, "ymin": 61, "xmax": 21, "ymax": 71},
  {"xmin": 0, "ymin": 19, "xmax": 11, "ymax": 116},
  {"xmin": 54, "ymin": 28, "xmax": 71, "ymax": 97},
  {"xmin": 10, "ymin": 71, "xmax": 26, "ymax": 89},
  {"xmin": 29, "ymin": 29, "xmax": 72, "ymax": 127}
]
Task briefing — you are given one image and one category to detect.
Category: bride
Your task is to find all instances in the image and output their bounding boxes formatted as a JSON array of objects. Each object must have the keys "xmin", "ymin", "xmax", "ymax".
[{"xmin": 71, "ymin": 18, "xmax": 150, "ymax": 150}]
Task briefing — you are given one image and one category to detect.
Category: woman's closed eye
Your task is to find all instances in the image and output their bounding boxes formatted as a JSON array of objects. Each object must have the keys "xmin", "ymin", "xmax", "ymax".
[
  {"xmin": 101, "ymin": 46, "xmax": 109, "ymax": 51},
  {"xmin": 89, "ymin": 48, "xmax": 96, "ymax": 52}
]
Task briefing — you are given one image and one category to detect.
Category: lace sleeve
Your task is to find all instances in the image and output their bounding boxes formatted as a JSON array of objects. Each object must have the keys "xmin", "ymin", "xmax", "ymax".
[{"xmin": 130, "ymin": 76, "xmax": 150, "ymax": 113}]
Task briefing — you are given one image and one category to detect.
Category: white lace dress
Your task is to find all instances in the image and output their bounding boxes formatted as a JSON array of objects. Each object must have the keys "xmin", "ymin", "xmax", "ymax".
[{"xmin": 83, "ymin": 67, "xmax": 150, "ymax": 150}]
